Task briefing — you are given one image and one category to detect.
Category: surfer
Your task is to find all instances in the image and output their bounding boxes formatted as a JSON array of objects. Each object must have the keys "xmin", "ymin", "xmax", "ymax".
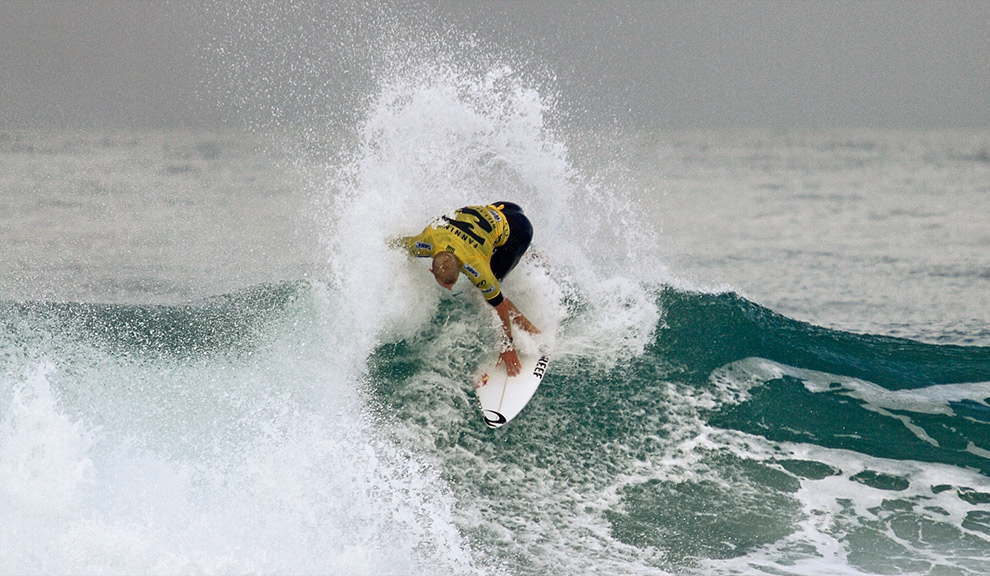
[{"xmin": 396, "ymin": 202, "xmax": 540, "ymax": 376}]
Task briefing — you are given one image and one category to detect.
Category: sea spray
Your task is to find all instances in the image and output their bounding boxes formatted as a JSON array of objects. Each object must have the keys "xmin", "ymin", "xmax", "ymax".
[
  {"xmin": 0, "ymin": 285, "xmax": 489, "ymax": 575},
  {"xmin": 316, "ymin": 59, "xmax": 666, "ymax": 374}
]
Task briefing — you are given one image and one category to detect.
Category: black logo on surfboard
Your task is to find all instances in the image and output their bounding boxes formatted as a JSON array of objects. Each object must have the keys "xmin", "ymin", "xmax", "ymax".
[
  {"xmin": 483, "ymin": 410, "xmax": 507, "ymax": 428},
  {"xmin": 532, "ymin": 355, "xmax": 549, "ymax": 379}
]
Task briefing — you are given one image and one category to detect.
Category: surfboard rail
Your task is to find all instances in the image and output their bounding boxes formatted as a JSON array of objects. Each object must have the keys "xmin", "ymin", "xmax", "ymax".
[{"xmin": 474, "ymin": 353, "xmax": 549, "ymax": 428}]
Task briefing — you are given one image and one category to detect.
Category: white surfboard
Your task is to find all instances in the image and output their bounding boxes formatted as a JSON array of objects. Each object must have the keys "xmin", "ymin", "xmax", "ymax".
[{"xmin": 474, "ymin": 352, "xmax": 550, "ymax": 428}]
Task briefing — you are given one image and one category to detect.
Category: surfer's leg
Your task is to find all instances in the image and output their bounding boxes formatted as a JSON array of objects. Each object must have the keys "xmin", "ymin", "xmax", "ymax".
[{"xmin": 490, "ymin": 203, "xmax": 532, "ymax": 281}]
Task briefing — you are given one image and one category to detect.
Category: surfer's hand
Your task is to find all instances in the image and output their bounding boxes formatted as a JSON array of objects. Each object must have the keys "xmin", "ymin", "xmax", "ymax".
[{"xmin": 498, "ymin": 348, "xmax": 523, "ymax": 377}]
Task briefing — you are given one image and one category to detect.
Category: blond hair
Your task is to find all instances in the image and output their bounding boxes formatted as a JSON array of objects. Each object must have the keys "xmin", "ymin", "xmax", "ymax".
[{"xmin": 432, "ymin": 252, "xmax": 460, "ymax": 286}]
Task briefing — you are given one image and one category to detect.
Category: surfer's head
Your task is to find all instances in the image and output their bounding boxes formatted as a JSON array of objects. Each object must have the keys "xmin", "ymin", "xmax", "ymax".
[{"xmin": 430, "ymin": 251, "xmax": 460, "ymax": 290}]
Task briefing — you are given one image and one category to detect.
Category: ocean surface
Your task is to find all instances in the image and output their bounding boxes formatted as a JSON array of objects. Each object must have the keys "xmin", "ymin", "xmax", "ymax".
[{"xmin": 3, "ymin": 52, "xmax": 990, "ymax": 576}]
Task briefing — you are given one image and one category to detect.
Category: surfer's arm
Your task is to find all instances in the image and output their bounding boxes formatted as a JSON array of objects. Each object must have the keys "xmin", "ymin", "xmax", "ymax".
[
  {"xmin": 390, "ymin": 233, "xmax": 434, "ymax": 257},
  {"xmin": 500, "ymin": 298, "xmax": 540, "ymax": 334},
  {"xmin": 494, "ymin": 299, "xmax": 522, "ymax": 376},
  {"xmin": 494, "ymin": 298, "xmax": 541, "ymax": 377}
]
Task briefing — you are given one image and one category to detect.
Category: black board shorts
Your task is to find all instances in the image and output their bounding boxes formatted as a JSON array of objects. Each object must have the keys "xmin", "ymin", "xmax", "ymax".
[{"xmin": 490, "ymin": 202, "xmax": 533, "ymax": 281}]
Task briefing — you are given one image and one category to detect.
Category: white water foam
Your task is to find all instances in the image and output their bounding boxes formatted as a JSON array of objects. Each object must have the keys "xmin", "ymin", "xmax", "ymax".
[
  {"xmin": 0, "ymin": 292, "xmax": 490, "ymax": 575},
  {"xmin": 313, "ymin": 60, "xmax": 668, "ymax": 374},
  {"xmin": 658, "ymin": 358, "xmax": 990, "ymax": 575}
]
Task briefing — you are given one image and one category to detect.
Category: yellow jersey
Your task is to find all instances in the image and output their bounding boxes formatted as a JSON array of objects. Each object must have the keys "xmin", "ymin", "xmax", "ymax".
[{"xmin": 401, "ymin": 205, "xmax": 510, "ymax": 306}]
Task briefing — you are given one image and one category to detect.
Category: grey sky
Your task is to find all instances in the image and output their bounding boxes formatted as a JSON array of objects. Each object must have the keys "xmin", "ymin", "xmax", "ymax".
[{"xmin": 2, "ymin": 1, "xmax": 987, "ymax": 129}]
